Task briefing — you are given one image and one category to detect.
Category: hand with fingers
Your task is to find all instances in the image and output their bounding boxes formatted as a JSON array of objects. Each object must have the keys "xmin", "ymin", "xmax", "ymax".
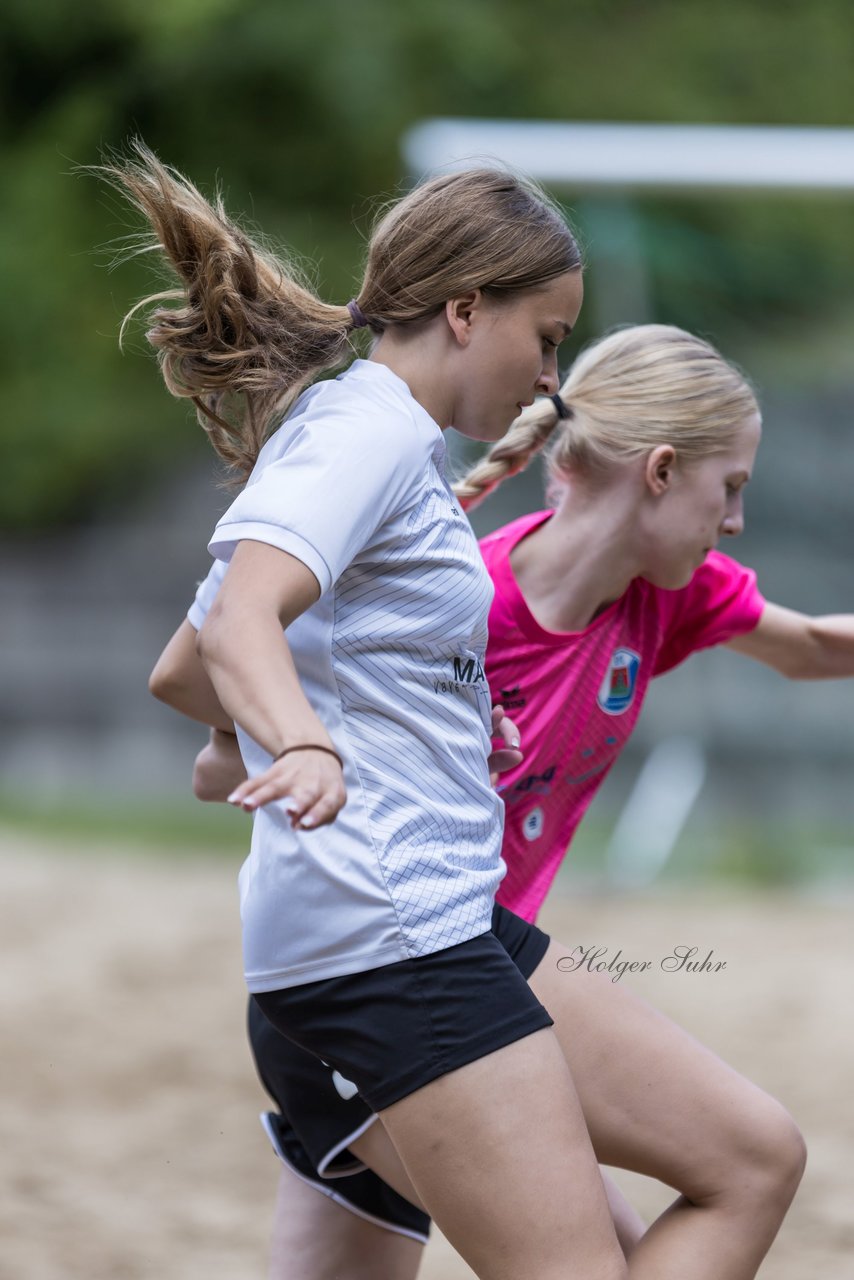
[
  {"xmin": 193, "ymin": 728, "xmax": 246, "ymax": 802},
  {"xmin": 227, "ymin": 743, "xmax": 347, "ymax": 830},
  {"xmin": 488, "ymin": 704, "xmax": 523, "ymax": 786}
]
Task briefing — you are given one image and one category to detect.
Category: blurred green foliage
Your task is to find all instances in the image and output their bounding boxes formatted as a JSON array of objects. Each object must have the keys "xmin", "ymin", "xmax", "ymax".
[{"xmin": 3, "ymin": 0, "xmax": 854, "ymax": 529}]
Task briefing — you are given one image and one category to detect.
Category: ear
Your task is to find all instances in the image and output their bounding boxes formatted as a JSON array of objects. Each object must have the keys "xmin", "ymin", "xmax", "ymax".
[
  {"xmin": 445, "ymin": 290, "xmax": 482, "ymax": 348},
  {"xmin": 645, "ymin": 444, "xmax": 677, "ymax": 496}
]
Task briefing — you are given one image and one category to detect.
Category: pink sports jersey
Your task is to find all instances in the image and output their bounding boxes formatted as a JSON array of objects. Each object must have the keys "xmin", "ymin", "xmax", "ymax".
[{"xmin": 482, "ymin": 511, "xmax": 765, "ymax": 922}]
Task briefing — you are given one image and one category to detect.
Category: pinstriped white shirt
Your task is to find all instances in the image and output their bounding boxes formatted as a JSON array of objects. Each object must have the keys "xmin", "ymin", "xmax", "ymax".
[{"xmin": 193, "ymin": 361, "xmax": 504, "ymax": 990}]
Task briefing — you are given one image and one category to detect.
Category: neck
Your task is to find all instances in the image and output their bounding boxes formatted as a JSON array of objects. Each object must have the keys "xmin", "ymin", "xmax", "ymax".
[
  {"xmin": 369, "ymin": 326, "xmax": 454, "ymax": 429},
  {"xmin": 510, "ymin": 479, "xmax": 644, "ymax": 632}
]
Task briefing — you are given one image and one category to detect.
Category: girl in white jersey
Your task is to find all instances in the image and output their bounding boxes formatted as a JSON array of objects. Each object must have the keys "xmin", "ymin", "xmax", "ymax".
[
  {"xmin": 161, "ymin": 325, "xmax": 854, "ymax": 1278},
  {"xmin": 105, "ymin": 144, "xmax": 661, "ymax": 1280}
]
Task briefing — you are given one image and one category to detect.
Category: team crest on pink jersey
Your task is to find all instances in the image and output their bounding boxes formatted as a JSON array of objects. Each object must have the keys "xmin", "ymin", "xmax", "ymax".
[{"xmin": 597, "ymin": 648, "xmax": 640, "ymax": 716}]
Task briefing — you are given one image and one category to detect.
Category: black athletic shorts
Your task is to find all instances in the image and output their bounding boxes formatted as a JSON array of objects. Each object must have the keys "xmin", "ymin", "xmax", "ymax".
[{"xmin": 249, "ymin": 902, "xmax": 551, "ymax": 1242}]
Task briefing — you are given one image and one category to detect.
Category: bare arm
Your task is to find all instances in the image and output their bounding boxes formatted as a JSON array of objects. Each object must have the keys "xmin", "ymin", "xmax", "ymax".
[
  {"xmin": 150, "ymin": 618, "xmax": 235, "ymax": 732},
  {"xmin": 726, "ymin": 601, "xmax": 854, "ymax": 679},
  {"xmin": 197, "ymin": 540, "xmax": 346, "ymax": 828}
]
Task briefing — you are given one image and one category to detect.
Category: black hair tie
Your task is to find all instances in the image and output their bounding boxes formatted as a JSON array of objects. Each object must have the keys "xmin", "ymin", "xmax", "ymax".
[{"xmin": 551, "ymin": 393, "xmax": 572, "ymax": 420}]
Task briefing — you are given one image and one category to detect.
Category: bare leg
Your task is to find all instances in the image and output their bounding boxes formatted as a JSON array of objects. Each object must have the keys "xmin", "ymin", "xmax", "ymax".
[
  {"xmin": 356, "ymin": 1114, "xmax": 645, "ymax": 1260},
  {"xmin": 528, "ymin": 940, "xmax": 806, "ymax": 1279},
  {"xmin": 258, "ymin": 1052, "xmax": 642, "ymax": 1280},
  {"xmin": 603, "ymin": 1171, "xmax": 646, "ymax": 1258},
  {"xmin": 281, "ymin": 931, "xmax": 799, "ymax": 1279},
  {"xmin": 269, "ymin": 1162, "xmax": 423, "ymax": 1280},
  {"xmin": 350, "ymin": 1121, "xmax": 424, "ymax": 1207},
  {"xmin": 378, "ymin": 1027, "xmax": 627, "ymax": 1280},
  {"xmin": 266, "ymin": 1145, "xmax": 643, "ymax": 1279}
]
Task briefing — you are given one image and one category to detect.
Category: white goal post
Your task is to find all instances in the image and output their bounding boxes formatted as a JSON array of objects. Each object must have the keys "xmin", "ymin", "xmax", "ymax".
[{"xmin": 402, "ymin": 118, "xmax": 854, "ymax": 193}]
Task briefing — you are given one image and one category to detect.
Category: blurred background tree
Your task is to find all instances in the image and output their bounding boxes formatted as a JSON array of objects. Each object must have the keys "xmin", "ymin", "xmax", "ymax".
[{"xmin": 2, "ymin": 0, "xmax": 854, "ymax": 529}]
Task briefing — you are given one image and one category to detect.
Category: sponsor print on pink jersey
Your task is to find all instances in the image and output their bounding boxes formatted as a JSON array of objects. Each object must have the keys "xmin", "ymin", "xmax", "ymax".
[{"xmin": 478, "ymin": 510, "xmax": 765, "ymax": 922}]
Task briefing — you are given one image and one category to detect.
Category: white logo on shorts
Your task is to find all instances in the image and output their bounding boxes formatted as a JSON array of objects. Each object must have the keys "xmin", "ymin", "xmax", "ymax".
[{"xmin": 332, "ymin": 1069, "xmax": 359, "ymax": 1101}]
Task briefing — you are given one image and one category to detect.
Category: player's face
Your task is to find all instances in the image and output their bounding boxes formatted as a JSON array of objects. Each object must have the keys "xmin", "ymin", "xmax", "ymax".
[
  {"xmin": 643, "ymin": 413, "xmax": 762, "ymax": 589},
  {"xmin": 452, "ymin": 270, "xmax": 583, "ymax": 443}
]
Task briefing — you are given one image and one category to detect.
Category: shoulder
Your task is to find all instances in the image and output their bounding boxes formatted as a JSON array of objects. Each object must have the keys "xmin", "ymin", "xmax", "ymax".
[
  {"xmin": 325, "ymin": 361, "xmax": 438, "ymax": 455},
  {"xmin": 650, "ymin": 549, "xmax": 764, "ymax": 674},
  {"xmin": 679, "ymin": 550, "xmax": 762, "ymax": 616},
  {"xmin": 691, "ymin": 550, "xmax": 753, "ymax": 589},
  {"xmin": 479, "ymin": 510, "xmax": 553, "ymax": 565},
  {"xmin": 254, "ymin": 362, "xmax": 437, "ymax": 480},
  {"xmin": 651, "ymin": 551, "xmax": 757, "ymax": 616}
]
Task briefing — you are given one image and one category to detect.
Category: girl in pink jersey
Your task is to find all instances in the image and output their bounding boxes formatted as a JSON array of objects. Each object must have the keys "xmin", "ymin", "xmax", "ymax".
[
  {"xmin": 461, "ymin": 324, "xmax": 854, "ymax": 929},
  {"xmin": 168, "ymin": 323, "xmax": 854, "ymax": 1279}
]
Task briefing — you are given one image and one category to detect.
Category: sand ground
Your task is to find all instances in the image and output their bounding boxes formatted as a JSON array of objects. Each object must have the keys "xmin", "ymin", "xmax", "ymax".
[{"xmin": 2, "ymin": 828, "xmax": 853, "ymax": 1279}]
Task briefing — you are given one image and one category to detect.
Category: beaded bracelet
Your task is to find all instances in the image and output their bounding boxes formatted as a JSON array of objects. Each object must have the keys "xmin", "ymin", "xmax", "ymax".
[{"xmin": 273, "ymin": 744, "xmax": 344, "ymax": 769}]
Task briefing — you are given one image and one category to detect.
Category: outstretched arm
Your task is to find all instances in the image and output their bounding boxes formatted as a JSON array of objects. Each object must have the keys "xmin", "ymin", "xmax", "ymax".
[{"xmin": 726, "ymin": 602, "xmax": 854, "ymax": 679}]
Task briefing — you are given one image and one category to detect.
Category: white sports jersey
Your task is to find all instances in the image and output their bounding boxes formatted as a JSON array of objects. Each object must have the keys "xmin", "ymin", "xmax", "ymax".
[{"xmin": 194, "ymin": 360, "xmax": 504, "ymax": 991}]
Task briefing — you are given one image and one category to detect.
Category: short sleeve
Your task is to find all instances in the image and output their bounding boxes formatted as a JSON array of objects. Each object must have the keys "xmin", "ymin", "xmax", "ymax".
[
  {"xmin": 186, "ymin": 558, "xmax": 228, "ymax": 631},
  {"xmin": 208, "ymin": 388, "xmax": 430, "ymax": 594},
  {"xmin": 654, "ymin": 551, "xmax": 765, "ymax": 676}
]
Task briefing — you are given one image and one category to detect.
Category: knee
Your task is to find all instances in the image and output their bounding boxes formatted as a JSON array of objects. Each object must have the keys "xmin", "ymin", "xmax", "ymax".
[
  {"xmin": 754, "ymin": 1104, "xmax": 807, "ymax": 1200},
  {"xmin": 687, "ymin": 1092, "xmax": 806, "ymax": 1224},
  {"xmin": 726, "ymin": 1099, "xmax": 807, "ymax": 1212}
]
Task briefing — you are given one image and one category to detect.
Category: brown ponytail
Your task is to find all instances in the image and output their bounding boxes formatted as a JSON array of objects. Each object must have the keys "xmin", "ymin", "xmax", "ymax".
[
  {"xmin": 103, "ymin": 142, "xmax": 580, "ymax": 478},
  {"xmin": 102, "ymin": 141, "xmax": 355, "ymax": 476}
]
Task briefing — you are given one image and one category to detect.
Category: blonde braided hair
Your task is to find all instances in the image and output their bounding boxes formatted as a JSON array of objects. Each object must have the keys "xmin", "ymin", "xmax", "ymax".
[
  {"xmin": 454, "ymin": 399, "xmax": 562, "ymax": 511},
  {"xmin": 455, "ymin": 324, "xmax": 759, "ymax": 511}
]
